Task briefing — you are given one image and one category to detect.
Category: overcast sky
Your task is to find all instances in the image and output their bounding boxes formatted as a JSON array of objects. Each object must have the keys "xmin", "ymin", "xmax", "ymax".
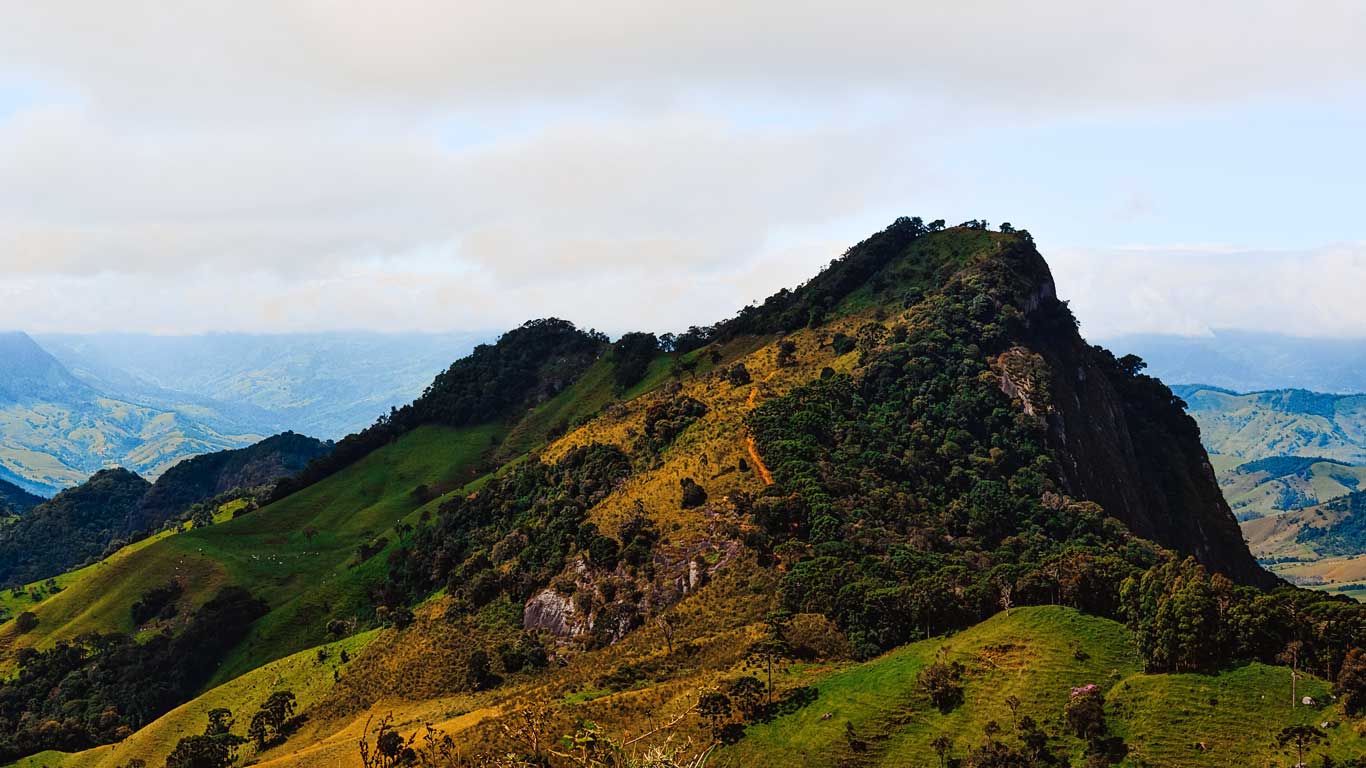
[{"xmin": 1, "ymin": 2, "xmax": 1364, "ymax": 339}]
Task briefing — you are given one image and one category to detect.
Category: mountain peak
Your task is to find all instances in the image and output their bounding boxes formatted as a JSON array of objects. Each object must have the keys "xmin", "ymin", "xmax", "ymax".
[{"xmin": 0, "ymin": 331, "xmax": 91, "ymax": 404}]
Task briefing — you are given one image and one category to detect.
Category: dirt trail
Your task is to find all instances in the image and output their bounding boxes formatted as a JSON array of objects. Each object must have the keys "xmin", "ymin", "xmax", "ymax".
[{"xmin": 745, "ymin": 373, "xmax": 777, "ymax": 486}]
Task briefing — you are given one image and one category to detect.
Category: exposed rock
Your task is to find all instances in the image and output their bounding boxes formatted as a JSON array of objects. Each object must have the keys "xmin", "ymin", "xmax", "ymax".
[{"xmin": 523, "ymin": 589, "xmax": 582, "ymax": 638}]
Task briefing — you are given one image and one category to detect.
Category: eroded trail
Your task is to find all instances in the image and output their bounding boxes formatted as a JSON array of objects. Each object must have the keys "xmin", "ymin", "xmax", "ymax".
[{"xmin": 745, "ymin": 375, "xmax": 776, "ymax": 486}]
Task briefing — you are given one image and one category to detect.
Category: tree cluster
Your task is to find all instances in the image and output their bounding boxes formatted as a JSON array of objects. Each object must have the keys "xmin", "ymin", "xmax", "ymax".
[{"xmin": 0, "ymin": 587, "xmax": 267, "ymax": 762}]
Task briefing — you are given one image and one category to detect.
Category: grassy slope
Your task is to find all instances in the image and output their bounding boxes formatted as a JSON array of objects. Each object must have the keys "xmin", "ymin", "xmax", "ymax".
[
  {"xmin": 0, "ymin": 424, "xmax": 502, "ymax": 683},
  {"xmin": 1184, "ymin": 389, "xmax": 1366, "ymax": 465},
  {"xmin": 1222, "ymin": 461, "xmax": 1366, "ymax": 523},
  {"xmin": 729, "ymin": 606, "xmax": 1360, "ymax": 768},
  {"xmin": 13, "ymin": 631, "xmax": 379, "ymax": 768},
  {"xmin": 731, "ymin": 607, "xmax": 1138, "ymax": 766}
]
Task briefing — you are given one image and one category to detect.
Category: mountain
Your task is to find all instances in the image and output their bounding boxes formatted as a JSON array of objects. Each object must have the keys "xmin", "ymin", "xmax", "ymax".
[
  {"xmin": 1173, "ymin": 385, "xmax": 1366, "ymax": 464},
  {"xmin": 0, "ymin": 331, "xmax": 269, "ymax": 495},
  {"xmin": 35, "ymin": 331, "xmax": 489, "ymax": 439},
  {"xmin": 1107, "ymin": 330, "xmax": 1366, "ymax": 394},
  {"xmin": 0, "ymin": 478, "xmax": 42, "ymax": 518},
  {"xmin": 6, "ymin": 220, "xmax": 1365, "ymax": 768},
  {"xmin": 0, "ymin": 331, "xmax": 91, "ymax": 403},
  {"xmin": 134, "ymin": 431, "xmax": 333, "ymax": 531},
  {"xmin": 0, "ymin": 432, "xmax": 331, "ymax": 586}
]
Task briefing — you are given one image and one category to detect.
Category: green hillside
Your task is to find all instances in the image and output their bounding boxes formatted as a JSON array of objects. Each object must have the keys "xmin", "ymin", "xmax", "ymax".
[
  {"xmin": 0, "ymin": 424, "xmax": 498, "ymax": 680},
  {"xmin": 1219, "ymin": 456, "xmax": 1366, "ymax": 521},
  {"xmin": 5, "ymin": 222, "xmax": 1366, "ymax": 768},
  {"xmin": 1177, "ymin": 386, "xmax": 1366, "ymax": 465},
  {"xmin": 729, "ymin": 606, "xmax": 1348, "ymax": 768}
]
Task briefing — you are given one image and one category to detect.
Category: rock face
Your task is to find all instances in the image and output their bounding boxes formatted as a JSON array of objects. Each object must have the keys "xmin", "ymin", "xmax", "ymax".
[
  {"xmin": 523, "ymin": 589, "xmax": 582, "ymax": 637},
  {"xmin": 999, "ymin": 245, "xmax": 1275, "ymax": 588}
]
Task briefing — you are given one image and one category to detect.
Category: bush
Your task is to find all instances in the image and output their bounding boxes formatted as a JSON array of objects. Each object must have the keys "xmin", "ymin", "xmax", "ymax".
[
  {"xmin": 15, "ymin": 611, "xmax": 37, "ymax": 633},
  {"xmin": 680, "ymin": 478, "xmax": 708, "ymax": 509},
  {"xmin": 918, "ymin": 660, "xmax": 965, "ymax": 712}
]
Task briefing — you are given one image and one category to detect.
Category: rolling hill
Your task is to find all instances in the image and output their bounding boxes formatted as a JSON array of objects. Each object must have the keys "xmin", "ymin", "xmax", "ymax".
[
  {"xmin": 3, "ymin": 220, "xmax": 1363, "ymax": 768},
  {"xmin": 0, "ymin": 433, "xmax": 331, "ymax": 587},
  {"xmin": 1174, "ymin": 385, "xmax": 1366, "ymax": 465}
]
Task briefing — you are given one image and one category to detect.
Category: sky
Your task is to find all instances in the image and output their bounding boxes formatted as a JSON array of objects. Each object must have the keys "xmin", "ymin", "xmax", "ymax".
[{"xmin": 1, "ymin": 2, "xmax": 1364, "ymax": 340}]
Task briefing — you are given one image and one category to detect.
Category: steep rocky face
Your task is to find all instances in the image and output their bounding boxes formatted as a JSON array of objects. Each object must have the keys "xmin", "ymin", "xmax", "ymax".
[{"xmin": 1000, "ymin": 249, "xmax": 1275, "ymax": 587}]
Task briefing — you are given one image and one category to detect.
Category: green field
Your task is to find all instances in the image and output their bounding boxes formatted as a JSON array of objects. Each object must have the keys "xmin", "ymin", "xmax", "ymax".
[{"xmin": 727, "ymin": 606, "xmax": 1358, "ymax": 767}]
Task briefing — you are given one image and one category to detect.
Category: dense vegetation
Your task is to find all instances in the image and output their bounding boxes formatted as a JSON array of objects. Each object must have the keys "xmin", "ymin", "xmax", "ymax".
[
  {"xmin": 137, "ymin": 432, "xmax": 331, "ymax": 528},
  {"xmin": 745, "ymin": 234, "xmax": 1156, "ymax": 658},
  {"xmin": 379, "ymin": 444, "xmax": 633, "ymax": 624},
  {"xmin": 0, "ymin": 468, "xmax": 151, "ymax": 587},
  {"xmin": 0, "ymin": 478, "xmax": 43, "ymax": 518},
  {"xmin": 0, "ymin": 586, "xmax": 266, "ymax": 762},
  {"xmin": 273, "ymin": 319, "xmax": 608, "ymax": 500}
]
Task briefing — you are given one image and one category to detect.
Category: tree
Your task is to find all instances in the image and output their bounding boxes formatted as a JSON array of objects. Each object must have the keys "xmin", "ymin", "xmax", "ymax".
[
  {"xmin": 746, "ymin": 611, "xmax": 793, "ymax": 706},
  {"xmin": 1280, "ymin": 640, "xmax": 1305, "ymax": 709},
  {"xmin": 1336, "ymin": 647, "xmax": 1366, "ymax": 715},
  {"xmin": 680, "ymin": 478, "xmax": 708, "ymax": 509},
  {"xmin": 1004, "ymin": 695, "xmax": 1021, "ymax": 729},
  {"xmin": 167, "ymin": 710, "xmax": 245, "ymax": 768},
  {"xmin": 697, "ymin": 691, "xmax": 732, "ymax": 737},
  {"xmin": 247, "ymin": 690, "xmax": 297, "ymax": 749},
  {"xmin": 728, "ymin": 676, "xmax": 766, "ymax": 720},
  {"xmin": 466, "ymin": 649, "xmax": 498, "ymax": 691},
  {"xmin": 1275, "ymin": 725, "xmax": 1325, "ymax": 768},
  {"xmin": 359, "ymin": 713, "xmax": 415, "ymax": 768},
  {"xmin": 918, "ymin": 660, "xmax": 965, "ymax": 712},
  {"xmin": 15, "ymin": 611, "xmax": 37, "ymax": 633},
  {"xmin": 1064, "ymin": 684, "xmax": 1106, "ymax": 740},
  {"xmin": 931, "ymin": 734, "xmax": 953, "ymax": 768}
]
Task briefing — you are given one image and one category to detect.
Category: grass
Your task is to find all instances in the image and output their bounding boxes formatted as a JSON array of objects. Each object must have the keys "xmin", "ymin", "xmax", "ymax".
[
  {"xmin": 11, "ymin": 631, "xmax": 379, "ymax": 768},
  {"xmin": 726, "ymin": 606, "xmax": 1366, "ymax": 767},
  {"xmin": 1109, "ymin": 662, "xmax": 1337, "ymax": 766},
  {"xmin": 729, "ymin": 606, "xmax": 1138, "ymax": 766},
  {"xmin": 0, "ymin": 424, "xmax": 503, "ymax": 685}
]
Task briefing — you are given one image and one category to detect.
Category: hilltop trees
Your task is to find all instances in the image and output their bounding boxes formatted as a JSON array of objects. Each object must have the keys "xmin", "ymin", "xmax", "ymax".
[{"xmin": 612, "ymin": 332, "xmax": 661, "ymax": 389}]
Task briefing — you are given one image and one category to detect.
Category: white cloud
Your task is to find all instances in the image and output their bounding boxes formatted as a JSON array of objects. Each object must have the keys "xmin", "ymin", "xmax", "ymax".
[
  {"xmin": 1051, "ymin": 243, "xmax": 1366, "ymax": 340},
  {"xmin": 0, "ymin": 2, "xmax": 1363, "ymax": 334}
]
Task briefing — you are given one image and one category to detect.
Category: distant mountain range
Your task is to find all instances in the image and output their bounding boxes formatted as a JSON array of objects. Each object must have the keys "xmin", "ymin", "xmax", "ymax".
[
  {"xmin": 0, "ymin": 330, "xmax": 486, "ymax": 495},
  {"xmin": 1106, "ymin": 330, "xmax": 1366, "ymax": 394},
  {"xmin": 1174, "ymin": 385, "xmax": 1366, "ymax": 521}
]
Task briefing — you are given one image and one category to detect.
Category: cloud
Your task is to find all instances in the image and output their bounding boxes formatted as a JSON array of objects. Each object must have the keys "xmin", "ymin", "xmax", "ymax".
[
  {"xmin": 0, "ymin": 2, "xmax": 1363, "ymax": 335},
  {"xmin": 1050, "ymin": 243, "xmax": 1366, "ymax": 340},
  {"xmin": 3, "ymin": 2, "xmax": 1363, "ymax": 117}
]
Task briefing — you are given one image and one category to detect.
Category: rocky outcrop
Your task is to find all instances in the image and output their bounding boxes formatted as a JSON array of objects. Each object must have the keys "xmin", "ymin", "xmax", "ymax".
[
  {"xmin": 523, "ymin": 589, "xmax": 583, "ymax": 637},
  {"xmin": 1004, "ymin": 250, "xmax": 1276, "ymax": 588}
]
